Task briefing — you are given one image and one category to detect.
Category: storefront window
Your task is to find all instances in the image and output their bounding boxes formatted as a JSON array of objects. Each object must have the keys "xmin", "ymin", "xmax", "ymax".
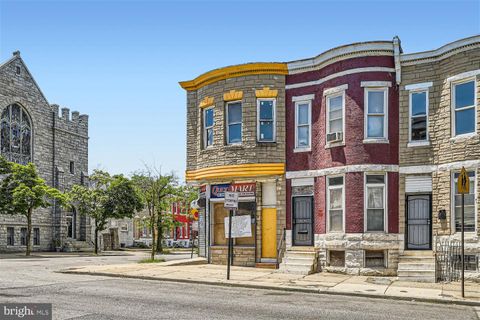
[{"xmin": 212, "ymin": 202, "xmax": 255, "ymax": 246}]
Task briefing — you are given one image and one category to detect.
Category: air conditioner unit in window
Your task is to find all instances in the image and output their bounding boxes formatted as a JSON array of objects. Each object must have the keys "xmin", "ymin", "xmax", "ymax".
[{"xmin": 326, "ymin": 132, "xmax": 343, "ymax": 143}]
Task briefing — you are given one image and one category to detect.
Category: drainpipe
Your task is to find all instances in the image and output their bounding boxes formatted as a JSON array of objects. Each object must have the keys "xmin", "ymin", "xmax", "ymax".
[
  {"xmin": 393, "ymin": 36, "xmax": 403, "ymax": 85},
  {"xmin": 52, "ymin": 110, "xmax": 57, "ymax": 246}
]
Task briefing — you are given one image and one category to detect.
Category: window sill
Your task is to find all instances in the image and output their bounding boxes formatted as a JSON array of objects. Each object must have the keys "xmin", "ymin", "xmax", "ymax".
[
  {"xmin": 325, "ymin": 141, "xmax": 345, "ymax": 149},
  {"xmin": 224, "ymin": 144, "xmax": 244, "ymax": 150},
  {"xmin": 257, "ymin": 141, "xmax": 277, "ymax": 147},
  {"xmin": 450, "ymin": 133, "xmax": 478, "ymax": 143},
  {"xmin": 407, "ymin": 141, "xmax": 430, "ymax": 148},
  {"xmin": 293, "ymin": 147, "xmax": 311, "ymax": 153},
  {"xmin": 363, "ymin": 138, "xmax": 389, "ymax": 144}
]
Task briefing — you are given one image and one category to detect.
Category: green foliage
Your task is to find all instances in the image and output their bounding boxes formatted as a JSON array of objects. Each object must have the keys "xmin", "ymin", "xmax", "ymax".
[
  {"xmin": 0, "ymin": 157, "xmax": 66, "ymax": 255},
  {"xmin": 67, "ymin": 169, "xmax": 144, "ymax": 254}
]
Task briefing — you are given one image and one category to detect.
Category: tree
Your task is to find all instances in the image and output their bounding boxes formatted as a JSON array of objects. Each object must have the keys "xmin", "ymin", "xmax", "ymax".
[
  {"xmin": 68, "ymin": 170, "xmax": 143, "ymax": 254},
  {"xmin": 132, "ymin": 167, "xmax": 177, "ymax": 258},
  {"xmin": 0, "ymin": 158, "xmax": 66, "ymax": 256}
]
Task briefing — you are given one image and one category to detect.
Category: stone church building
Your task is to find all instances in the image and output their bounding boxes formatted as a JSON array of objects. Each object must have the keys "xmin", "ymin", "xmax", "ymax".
[{"xmin": 0, "ymin": 51, "xmax": 91, "ymax": 252}]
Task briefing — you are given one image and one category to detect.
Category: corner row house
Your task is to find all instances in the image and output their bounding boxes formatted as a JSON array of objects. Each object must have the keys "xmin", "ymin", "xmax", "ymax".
[
  {"xmin": 181, "ymin": 35, "xmax": 480, "ymax": 281},
  {"xmin": 0, "ymin": 52, "xmax": 91, "ymax": 252}
]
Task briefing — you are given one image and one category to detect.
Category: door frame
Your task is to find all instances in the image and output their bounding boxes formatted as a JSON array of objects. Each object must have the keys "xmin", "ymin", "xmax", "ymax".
[
  {"xmin": 405, "ymin": 193, "xmax": 432, "ymax": 250},
  {"xmin": 292, "ymin": 195, "xmax": 314, "ymax": 246}
]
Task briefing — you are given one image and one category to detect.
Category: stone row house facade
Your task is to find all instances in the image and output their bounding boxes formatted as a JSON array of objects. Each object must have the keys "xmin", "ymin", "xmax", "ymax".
[
  {"xmin": 183, "ymin": 35, "xmax": 480, "ymax": 281},
  {"xmin": 0, "ymin": 52, "xmax": 91, "ymax": 252}
]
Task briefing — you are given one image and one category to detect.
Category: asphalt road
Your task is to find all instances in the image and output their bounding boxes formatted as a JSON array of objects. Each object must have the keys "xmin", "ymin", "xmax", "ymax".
[{"xmin": 0, "ymin": 252, "xmax": 478, "ymax": 320}]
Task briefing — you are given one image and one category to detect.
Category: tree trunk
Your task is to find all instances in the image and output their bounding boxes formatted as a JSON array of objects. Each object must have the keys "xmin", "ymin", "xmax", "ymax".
[
  {"xmin": 156, "ymin": 212, "xmax": 163, "ymax": 253},
  {"xmin": 26, "ymin": 208, "xmax": 32, "ymax": 256},
  {"xmin": 150, "ymin": 214, "xmax": 156, "ymax": 260},
  {"xmin": 94, "ymin": 226, "xmax": 99, "ymax": 255}
]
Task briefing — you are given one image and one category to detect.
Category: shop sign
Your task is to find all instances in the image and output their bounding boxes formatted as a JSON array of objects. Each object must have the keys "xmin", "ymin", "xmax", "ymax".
[
  {"xmin": 199, "ymin": 185, "xmax": 207, "ymax": 198},
  {"xmin": 211, "ymin": 183, "xmax": 256, "ymax": 199},
  {"xmin": 224, "ymin": 191, "xmax": 239, "ymax": 209}
]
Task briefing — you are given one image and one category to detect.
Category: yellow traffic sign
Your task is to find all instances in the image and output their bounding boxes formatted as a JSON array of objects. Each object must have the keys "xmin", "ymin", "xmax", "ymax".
[{"xmin": 457, "ymin": 167, "xmax": 470, "ymax": 194}]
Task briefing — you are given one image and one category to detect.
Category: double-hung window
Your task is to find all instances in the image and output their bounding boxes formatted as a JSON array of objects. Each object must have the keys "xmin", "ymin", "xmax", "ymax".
[
  {"xmin": 7, "ymin": 227, "xmax": 14, "ymax": 246},
  {"xmin": 326, "ymin": 92, "xmax": 344, "ymax": 144},
  {"xmin": 33, "ymin": 228, "xmax": 40, "ymax": 246},
  {"xmin": 453, "ymin": 171, "xmax": 476, "ymax": 232},
  {"xmin": 203, "ymin": 107, "xmax": 214, "ymax": 148},
  {"xmin": 226, "ymin": 102, "xmax": 242, "ymax": 144},
  {"xmin": 365, "ymin": 88, "xmax": 388, "ymax": 140},
  {"xmin": 365, "ymin": 174, "xmax": 386, "ymax": 232},
  {"xmin": 295, "ymin": 101, "xmax": 311, "ymax": 149},
  {"xmin": 20, "ymin": 227, "xmax": 27, "ymax": 246},
  {"xmin": 257, "ymin": 99, "xmax": 276, "ymax": 142},
  {"xmin": 452, "ymin": 79, "xmax": 476, "ymax": 136},
  {"xmin": 327, "ymin": 176, "xmax": 344, "ymax": 232},
  {"xmin": 410, "ymin": 90, "xmax": 428, "ymax": 142}
]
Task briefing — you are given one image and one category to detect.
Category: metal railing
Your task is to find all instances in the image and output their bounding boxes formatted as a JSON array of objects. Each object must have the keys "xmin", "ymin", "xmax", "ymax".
[
  {"xmin": 435, "ymin": 237, "xmax": 462, "ymax": 282},
  {"xmin": 276, "ymin": 228, "xmax": 286, "ymax": 268}
]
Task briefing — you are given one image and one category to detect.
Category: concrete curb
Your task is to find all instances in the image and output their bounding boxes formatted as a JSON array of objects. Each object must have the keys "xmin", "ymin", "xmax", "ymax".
[{"xmin": 60, "ymin": 270, "xmax": 480, "ymax": 307}]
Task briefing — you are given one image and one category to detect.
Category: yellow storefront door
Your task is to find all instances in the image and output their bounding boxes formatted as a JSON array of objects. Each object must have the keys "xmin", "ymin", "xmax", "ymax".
[{"xmin": 261, "ymin": 208, "xmax": 277, "ymax": 259}]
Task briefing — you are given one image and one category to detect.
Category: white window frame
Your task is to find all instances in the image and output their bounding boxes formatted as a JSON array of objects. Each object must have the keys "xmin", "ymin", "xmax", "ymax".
[
  {"xmin": 203, "ymin": 106, "xmax": 214, "ymax": 148},
  {"xmin": 364, "ymin": 172, "xmax": 388, "ymax": 233},
  {"xmin": 294, "ymin": 100, "xmax": 312, "ymax": 152},
  {"xmin": 325, "ymin": 90, "xmax": 346, "ymax": 146},
  {"xmin": 226, "ymin": 100, "xmax": 242, "ymax": 145},
  {"xmin": 451, "ymin": 77, "xmax": 477, "ymax": 138},
  {"xmin": 257, "ymin": 98, "xmax": 276, "ymax": 142},
  {"xmin": 327, "ymin": 174, "xmax": 345, "ymax": 233},
  {"xmin": 363, "ymin": 87, "xmax": 389, "ymax": 142},
  {"xmin": 451, "ymin": 169, "xmax": 477, "ymax": 234},
  {"xmin": 408, "ymin": 89, "xmax": 429, "ymax": 145}
]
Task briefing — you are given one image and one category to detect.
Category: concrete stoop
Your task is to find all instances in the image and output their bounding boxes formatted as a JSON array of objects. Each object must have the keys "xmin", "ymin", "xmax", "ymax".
[
  {"xmin": 397, "ymin": 250, "xmax": 435, "ymax": 283},
  {"xmin": 278, "ymin": 247, "xmax": 317, "ymax": 275},
  {"xmin": 64, "ymin": 240, "xmax": 94, "ymax": 253}
]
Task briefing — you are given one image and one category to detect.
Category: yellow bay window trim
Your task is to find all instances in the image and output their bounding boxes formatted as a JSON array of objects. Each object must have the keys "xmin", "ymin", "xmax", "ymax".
[
  {"xmin": 255, "ymin": 86, "xmax": 278, "ymax": 98},
  {"xmin": 223, "ymin": 90, "xmax": 243, "ymax": 101},
  {"xmin": 185, "ymin": 163, "xmax": 285, "ymax": 181},
  {"xmin": 179, "ymin": 63, "xmax": 288, "ymax": 91},
  {"xmin": 199, "ymin": 96, "xmax": 214, "ymax": 108}
]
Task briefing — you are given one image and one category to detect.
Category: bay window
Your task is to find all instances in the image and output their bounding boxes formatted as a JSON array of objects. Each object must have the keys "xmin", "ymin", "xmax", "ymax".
[
  {"xmin": 453, "ymin": 79, "xmax": 476, "ymax": 136},
  {"xmin": 410, "ymin": 90, "xmax": 428, "ymax": 142},
  {"xmin": 365, "ymin": 88, "xmax": 388, "ymax": 140},
  {"xmin": 327, "ymin": 176, "xmax": 344, "ymax": 232},
  {"xmin": 257, "ymin": 99, "xmax": 275, "ymax": 142},
  {"xmin": 365, "ymin": 174, "xmax": 386, "ymax": 232},
  {"xmin": 295, "ymin": 101, "xmax": 311, "ymax": 149},
  {"xmin": 226, "ymin": 102, "xmax": 242, "ymax": 144},
  {"xmin": 203, "ymin": 107, "xmax": 214, "ymax": 148}
]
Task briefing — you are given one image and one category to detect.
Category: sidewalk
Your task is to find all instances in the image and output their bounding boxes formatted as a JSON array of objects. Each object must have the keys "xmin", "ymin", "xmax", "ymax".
[{"xmin": 62, "ymin": 260, "xmax": 480, "ymax": 306}]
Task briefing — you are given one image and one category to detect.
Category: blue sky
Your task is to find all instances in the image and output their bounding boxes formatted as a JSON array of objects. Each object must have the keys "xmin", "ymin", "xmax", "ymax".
[{"xmin": 0, "ymin": 0, "xmax": 478, "ymax": 180}]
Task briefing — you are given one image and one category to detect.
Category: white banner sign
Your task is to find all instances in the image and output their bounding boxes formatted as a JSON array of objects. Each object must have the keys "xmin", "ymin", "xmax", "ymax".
[
  {"xmin": 224, "ymin": 215, "xmax": 252, "ymax": 238},
  {"xmin": 192, "ymin": 221, "xmax": 199, "ymax": 231}
]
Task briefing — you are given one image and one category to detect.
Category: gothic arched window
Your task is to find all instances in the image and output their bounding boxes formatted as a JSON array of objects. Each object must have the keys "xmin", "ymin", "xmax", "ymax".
[{"xmin": 1, "ymin": 104, "xmax": 32, "ymax": 165}]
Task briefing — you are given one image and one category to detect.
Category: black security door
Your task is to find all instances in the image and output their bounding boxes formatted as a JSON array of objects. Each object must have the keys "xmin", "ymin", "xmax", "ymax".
[
  {"xmin": 292, "ymin": 196, "xmax": 313, "ymax": 246},
  {"xmin": 406, "ymin": 195, "xmax": 432, "ymax": 250}
]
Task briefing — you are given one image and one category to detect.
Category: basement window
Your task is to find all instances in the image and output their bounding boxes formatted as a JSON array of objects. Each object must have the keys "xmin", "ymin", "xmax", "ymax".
[
  {"xmin": 365, "ymin": 250, "xmax": 386, "ymax": 268},
  {"xmin": 328, "ymin": 250, "xmax": 345, "ymax": 267},
  {"xmin": 455, "ymin": 255, "xmax": 478, "ymax": 271}
]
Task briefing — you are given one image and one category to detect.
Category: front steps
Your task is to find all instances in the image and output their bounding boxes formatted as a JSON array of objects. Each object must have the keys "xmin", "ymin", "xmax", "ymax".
[
  {"xmin": 278, "ymin": 246, "xmax": 317, "ymax": 275},
  {"xmin": 397, "ymin": 250, "xmax": 435, "ymax": 282}
]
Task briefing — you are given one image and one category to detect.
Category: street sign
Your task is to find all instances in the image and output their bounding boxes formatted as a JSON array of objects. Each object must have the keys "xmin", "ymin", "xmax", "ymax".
[
  {"xmin": 190, "ymin": 208, "xmax": 199, "ymax": 221},
  {"xmin": 224, "ymin": 191, "xmax": 239, "ymax": 209},
  {"xmin": 458, "ymin": 167, "xmax": 470, "ymax": 194}
]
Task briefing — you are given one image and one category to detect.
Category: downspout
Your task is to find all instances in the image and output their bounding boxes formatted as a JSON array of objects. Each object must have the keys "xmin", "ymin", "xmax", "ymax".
[
  {"xmin": 393, "ymin": 36, "xmax": 403, "ymax": 85},
  {"xmin": 52, "ymin": 111, "xmax": 57, "ymax": 246}
]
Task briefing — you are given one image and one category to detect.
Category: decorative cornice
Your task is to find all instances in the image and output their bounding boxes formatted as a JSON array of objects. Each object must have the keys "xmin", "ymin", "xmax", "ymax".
[
  {"xmin": 287, "ymin": 41, "xmax": 394, "ymax": 74},
  {"xmin": 199, "ymin": 96, "xmax": 214, "ymax": 108},
  {"xmin": 179, "ymin": 63, "xmax": 288, "ymax": 91},
  {"xmin": 255, "ymin": 86, "xmax": 278, "ymax": 98},
  {"xmin": 223, "ymin": 90, "xmax": 243, "ymax": 101},
  {"xmin": 400, "ymin": 35, "xmax": 480, "ymax": 66},
  {"xmin": 186, "ymin": 163, "xmax": 285, "ymax": 181}
]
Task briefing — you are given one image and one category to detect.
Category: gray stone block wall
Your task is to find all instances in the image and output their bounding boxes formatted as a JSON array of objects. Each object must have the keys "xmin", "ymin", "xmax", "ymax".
[{"xmin": 0, "ymin": 53, "xmax": 90, "ymax": 252}]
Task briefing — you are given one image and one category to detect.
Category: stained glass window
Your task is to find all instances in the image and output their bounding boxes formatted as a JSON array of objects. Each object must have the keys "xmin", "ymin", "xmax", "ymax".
[{"xmin": 0, "ymin": 104, "xmax": 32, "ymax": 164}]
